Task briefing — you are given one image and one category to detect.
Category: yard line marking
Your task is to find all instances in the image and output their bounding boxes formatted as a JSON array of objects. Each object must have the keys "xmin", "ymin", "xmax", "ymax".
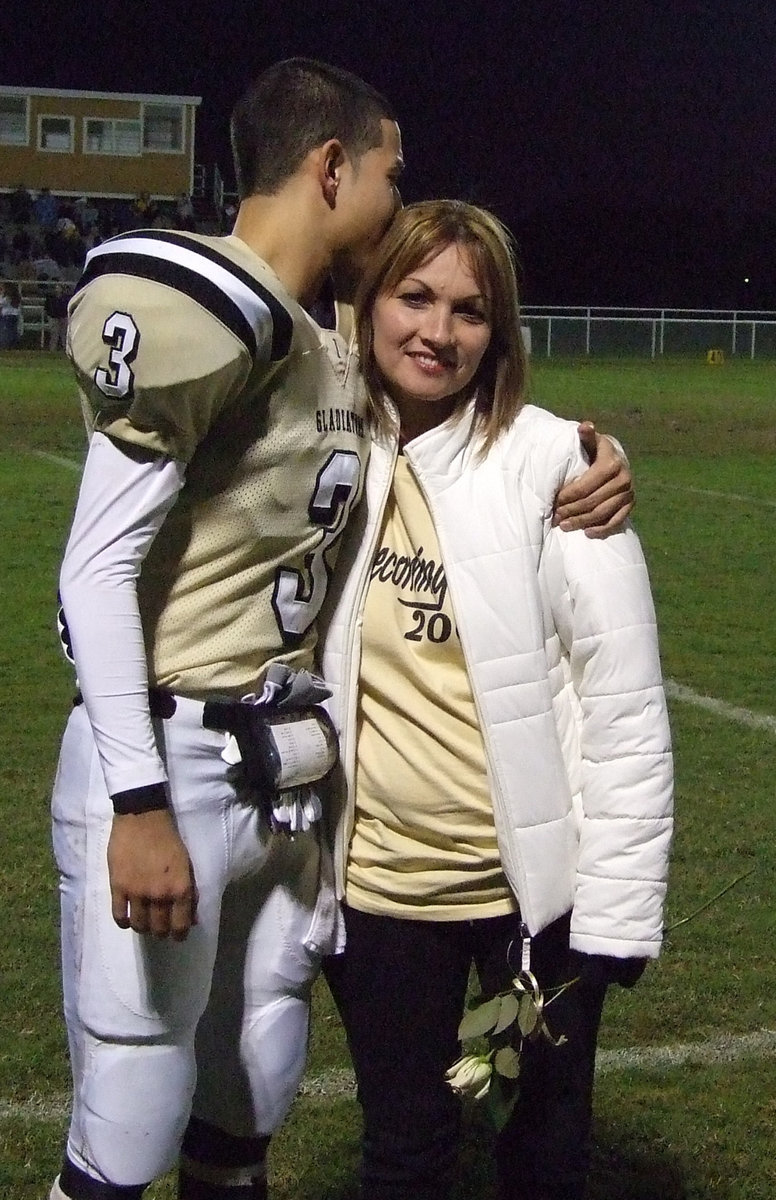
[
  {"xmin": 595, "ymin": 1029, "xmax": 776, "ymax": 1074},
  {"xmin": 665, "ymin": 678, "xmax": 776, "ymax": 735},
  {"xmin": 27, "ymin": 450, "xmax": 776, "ymax": 512},
  {"xmin": 644, "ymin": 481, "xmax": 776, "ymax": 508},
  {"xmin": 5, "ymin": 1030, "xmax": 776, "ymax": 1122},
  {"xmin": 29, "ymin": 449, "xmax": 82, "ymax": 472}
]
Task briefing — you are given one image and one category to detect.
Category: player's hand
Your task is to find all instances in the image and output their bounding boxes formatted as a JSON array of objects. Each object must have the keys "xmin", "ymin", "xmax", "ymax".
[
  {"xmin": 553, "ymin": 422, "xmax": 634, "ymax": 538},
  {"xmin": 107, "ymin": 810, "xmax": 198, "ymax": 941}
]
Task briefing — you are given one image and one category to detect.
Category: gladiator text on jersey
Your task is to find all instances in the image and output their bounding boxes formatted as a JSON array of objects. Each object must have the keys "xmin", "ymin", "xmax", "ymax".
[{"xmin": 316, "ymin": 408, "xmax": 366, "ymax": 438}]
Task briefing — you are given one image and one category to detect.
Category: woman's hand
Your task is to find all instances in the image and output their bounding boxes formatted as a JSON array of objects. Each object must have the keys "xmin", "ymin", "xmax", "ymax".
[{"xmin": 568, "ymin": 950, "xmax": 648, "ymax": 989}]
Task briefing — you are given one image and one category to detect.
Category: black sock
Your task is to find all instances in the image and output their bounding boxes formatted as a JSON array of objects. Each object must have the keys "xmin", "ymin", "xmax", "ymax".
[
  {"xmin": 178, "ymin": 1182, "xmax": 267, "ymax": 1200},
  {"xmin": 59, "ymin": 1157, "xmax": 148, "ymax": 1200},
  {"xmin": 179, "ymin": 1116, "xmax": 270, "ymax": 1199}
]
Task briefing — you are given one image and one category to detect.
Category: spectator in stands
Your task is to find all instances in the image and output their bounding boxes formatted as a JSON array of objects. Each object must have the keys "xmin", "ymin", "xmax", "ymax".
[
  {"xmin": 0, "ymin": 282, "xmax": 22, "ymax": 349},
  {"xmin": 34, "ymin": 187, "xmax": 59, "ymax": 230},
  {"xmin": 11, "ymin": 225, "xmax": 33, "ymax": 266},
  {"xmin": 98, "ymin": 204, "xmax": 115, "ymax": 239},
  {"xmin": 174, "ymin": 192, "xmax": 197, "ymax": 231},
  {"xmin": 83, "ymin": 200, "xmax": 100, "ymax": 234},
  {"xmin": 34, "ymin": 251, "xmax": 63, "ymax": 281},
  {"xmin": 56, "ymin": 214, "xmax": 77, "ymax": 240},
  {"xmin": 72, "ymin": 197, "xmax": 88, "ymax": 231},
  {"xmin": 129, "ymin": 190, "xmax": 159, "ymax": 229},
  {"xmin": 9, "ymin": 183, "xmax": 33, "ymax": 225},
  {"xmin": 73, "ymin": 196, "xmax": 100, "ymax": 236},
  {"xmin": 82, "ymin": 224, "xmax": 102, "ymax": 254},
  {"xmin": 49, "ymin": 218, "xmax": 85, "ymax": 271},
  {"xmin": 44, "ymin": 282, "xmax": 71, "ymax": 351}
]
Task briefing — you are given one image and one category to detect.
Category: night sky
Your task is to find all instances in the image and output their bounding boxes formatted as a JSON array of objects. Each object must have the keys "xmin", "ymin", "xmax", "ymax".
[{"xmin": 3, "ymin": 0, "xmax": 775, "ymax": 306}]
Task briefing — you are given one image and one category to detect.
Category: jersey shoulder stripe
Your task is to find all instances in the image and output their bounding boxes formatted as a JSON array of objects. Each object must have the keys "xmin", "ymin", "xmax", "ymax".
[{"xmin": 74, "ymin": 231, "xmax": 293, "ymax": 362}]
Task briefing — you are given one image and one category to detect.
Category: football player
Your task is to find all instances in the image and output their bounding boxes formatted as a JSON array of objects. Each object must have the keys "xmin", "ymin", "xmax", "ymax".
[{"xmin": 51, "ymin": 58, "xmax": 403, "ymax": 1200}]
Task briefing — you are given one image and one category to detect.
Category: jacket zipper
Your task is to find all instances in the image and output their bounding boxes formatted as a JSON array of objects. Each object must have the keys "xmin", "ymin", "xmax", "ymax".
[{"xmin": 335, "ymin": 436, "xmax": 399, "ymax": 894}]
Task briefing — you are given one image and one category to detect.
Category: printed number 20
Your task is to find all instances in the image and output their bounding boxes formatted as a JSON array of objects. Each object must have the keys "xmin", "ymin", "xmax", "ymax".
[
  {"xmin": 405, "ymin": 610, "xmax": 453, "ymax": 643},
  {"xmin": 273, "ymin": 450, "xmax": 361, "ymax": 641}
]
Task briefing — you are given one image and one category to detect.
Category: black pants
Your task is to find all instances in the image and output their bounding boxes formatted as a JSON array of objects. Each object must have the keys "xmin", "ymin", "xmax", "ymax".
[{"xmin": 324, "ymin": 908, "xmax": 607, "ymax": 1200}]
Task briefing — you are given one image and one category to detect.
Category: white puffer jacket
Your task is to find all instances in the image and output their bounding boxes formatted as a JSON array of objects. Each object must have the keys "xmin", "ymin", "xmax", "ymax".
[{"xmin": 320, "ymin": 403, "xmax": 673, "ymax": 959}]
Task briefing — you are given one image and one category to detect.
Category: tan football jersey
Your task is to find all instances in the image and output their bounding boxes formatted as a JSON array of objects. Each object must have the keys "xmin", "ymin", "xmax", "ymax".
[
  {"xmin": 67, "ymin": 230, "xmax": 369, "ymax": 698},
  {"xmin": 346, "ymin": 455, "xmax": 517, "ymax": 919}
]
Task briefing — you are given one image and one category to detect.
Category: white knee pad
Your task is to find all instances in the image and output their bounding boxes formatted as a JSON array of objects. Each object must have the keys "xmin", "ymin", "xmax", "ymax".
[{"xmin": 67, "ymin": 1039, "xmax": 196, "ymax": 1185}]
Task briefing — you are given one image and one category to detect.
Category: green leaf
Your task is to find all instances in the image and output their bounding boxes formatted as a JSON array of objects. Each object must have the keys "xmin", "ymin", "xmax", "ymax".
[
  {"xmin": 485, "ymin": 1069, "xmax": 519, "ymax": 1133},
  {"xmin": 518, "ymin": 994, "xmax": 540, "ymax": 1038},
  {"xmin": 492, "ymin": 992, "xmax": 520, "ymax": 1036},
  {"xmin": 458, "ymin": 994, "xmax": 502, "ymax": 1040},
  {"xmin": 494, "ymin": 1044, "xmax": 521, "ymax": 1079}
]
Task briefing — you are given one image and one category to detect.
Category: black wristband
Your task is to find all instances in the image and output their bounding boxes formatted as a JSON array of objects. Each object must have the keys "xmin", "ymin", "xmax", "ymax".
[{"xmin": 111, "ymin": 782, "xmax": 169, "ymax": 815}]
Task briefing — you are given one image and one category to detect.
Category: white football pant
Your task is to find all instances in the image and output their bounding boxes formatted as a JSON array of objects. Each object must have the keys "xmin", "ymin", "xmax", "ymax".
[{"xmin": 52, "ymin": 696, "xmax": 331, "ymax": 1188}]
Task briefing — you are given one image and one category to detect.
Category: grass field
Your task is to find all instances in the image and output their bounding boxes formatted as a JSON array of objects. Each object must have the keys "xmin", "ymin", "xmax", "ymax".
[{"xmin": 1, "ymin": 351, "xmax": 775, "ymax": 1199}]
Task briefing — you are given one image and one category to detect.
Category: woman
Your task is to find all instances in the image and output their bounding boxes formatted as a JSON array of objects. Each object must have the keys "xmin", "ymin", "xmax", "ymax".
[{"xmin": 321, "ymin": 200, "xmax": 673, "ymax": 1200}]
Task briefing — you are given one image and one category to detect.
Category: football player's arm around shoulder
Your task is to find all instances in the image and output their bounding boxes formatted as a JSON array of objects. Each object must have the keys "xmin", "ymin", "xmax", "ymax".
[{"xmin": 553, "ymin": 421, "xmax": 634, "ymax": 537}]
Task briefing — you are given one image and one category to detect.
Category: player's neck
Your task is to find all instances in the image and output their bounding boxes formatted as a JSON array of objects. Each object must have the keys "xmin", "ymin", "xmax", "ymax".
[{"xmin": 232, "ymin": 194, "xmax": 332, "ymax": 305}]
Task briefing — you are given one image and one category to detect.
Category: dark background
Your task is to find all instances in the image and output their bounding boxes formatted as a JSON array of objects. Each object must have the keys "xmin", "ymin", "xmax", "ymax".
[{"xmin": 3, "ymin": 0, "xmax": 775, "ymax": 307}]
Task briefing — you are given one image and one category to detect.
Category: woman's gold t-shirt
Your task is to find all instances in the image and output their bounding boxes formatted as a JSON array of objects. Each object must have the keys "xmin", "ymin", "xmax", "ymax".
[{"xmin": 346, "ymin": 454, "xmax": 517, "ymax": 920}]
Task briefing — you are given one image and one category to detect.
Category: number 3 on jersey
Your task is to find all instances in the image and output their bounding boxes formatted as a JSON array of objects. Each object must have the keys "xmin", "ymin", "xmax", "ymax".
[
  {"xmin": 94, "ymin": 311, "xmax": 140, "ymax": 398},
  {"xmin": 273, "ymin": 450, "xmax": 361, "ymax": 641}
]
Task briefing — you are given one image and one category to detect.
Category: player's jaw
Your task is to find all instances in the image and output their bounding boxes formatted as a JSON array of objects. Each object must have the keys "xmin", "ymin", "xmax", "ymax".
[{"xmin": 334, "ymin": 120, "xmax": 403, "ymax": 278}]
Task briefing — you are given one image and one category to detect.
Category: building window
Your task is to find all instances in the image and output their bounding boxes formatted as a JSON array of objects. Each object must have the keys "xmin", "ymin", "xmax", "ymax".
[
  {"xmin": 143, "ymin": 103, "xmax": 184, "ymax": 153},
  {"xmin": 38, "ymin": 115, "xmax": 74, "ymax": 153},
  {"xmin": 84, "ymin": 117, "xmax": 141, "ymax": 156},
  {"xmin": 0, "ymin": 96, "xmax": 29, "ymax": 146}
]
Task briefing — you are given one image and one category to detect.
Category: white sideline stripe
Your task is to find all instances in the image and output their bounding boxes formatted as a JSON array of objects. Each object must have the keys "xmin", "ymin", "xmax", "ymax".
[
  {"xmin": 644, "ymin": 481, "xmax": 776, "ymax": 508},
  {"xmin": 29, "ymin": 449, "xmax": 82, "ymax": 472},
  {"xmin": 665, "ymin": 678, "xmax": 776, "ymax": 735},
  {"xmin": 3, "ymin": 1030, "xmax": 776, "ymax": 1122}
]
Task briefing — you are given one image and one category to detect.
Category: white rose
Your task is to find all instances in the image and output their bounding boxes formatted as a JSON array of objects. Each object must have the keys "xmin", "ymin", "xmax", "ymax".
[{"xmin": 444, "ymin": 1053, "xmax": 493, "ymax": 1100}]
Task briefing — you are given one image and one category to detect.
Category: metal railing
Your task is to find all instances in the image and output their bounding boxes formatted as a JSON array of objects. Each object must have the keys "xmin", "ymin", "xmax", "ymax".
[
  {"xmin": 520, "ymin": 306, "xmax": 776, "ymax": 359},
  {"xmin": 1, "ymin": 277, "xmax": 67, "ymax": 347}
]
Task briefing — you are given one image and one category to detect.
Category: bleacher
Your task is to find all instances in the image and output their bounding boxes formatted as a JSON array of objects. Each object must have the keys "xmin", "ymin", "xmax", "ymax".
[
  {"xmin": 0, "ymin": 275, "xmax": 68, "ymax": 348},
  {"xmin": 20, "ymin": 286, "xmax": 48, "ymax": 346},
  {"xmin": 0, "ymin": 187, "xmax": 221, "ymax": 349}
]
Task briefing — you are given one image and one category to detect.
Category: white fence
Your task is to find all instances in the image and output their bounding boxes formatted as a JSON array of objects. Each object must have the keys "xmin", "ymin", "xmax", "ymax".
[{"xmin": 520, "ymin": 307, "xmax": 776, "ymax": 359}]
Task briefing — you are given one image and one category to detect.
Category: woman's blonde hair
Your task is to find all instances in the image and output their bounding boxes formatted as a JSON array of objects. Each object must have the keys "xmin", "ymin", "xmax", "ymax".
[{"xmin": 355, "ymin": 199, "xmax": 528, "ymax": 452}]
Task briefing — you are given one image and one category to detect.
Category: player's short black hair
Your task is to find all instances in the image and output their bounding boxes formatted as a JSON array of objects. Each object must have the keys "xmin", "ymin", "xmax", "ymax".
[{"xmin": 231, "ymin": 58, "xmax": 396, "ymax": 199}]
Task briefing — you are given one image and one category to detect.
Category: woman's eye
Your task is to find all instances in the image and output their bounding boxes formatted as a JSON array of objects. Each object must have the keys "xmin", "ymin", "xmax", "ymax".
[
  {"xmin": 398, "ymin": 291, "xmax": 428, "ymax": 307},
  {"xmin": 457, "ymin": 307, "xmax": 487, "ymax": 323}
]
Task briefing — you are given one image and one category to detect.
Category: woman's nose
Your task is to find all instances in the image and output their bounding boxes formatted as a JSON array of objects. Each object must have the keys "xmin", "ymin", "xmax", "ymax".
[{"xmin": 421, "ymin": 305, "xmax": 453, "ymax": 343}]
